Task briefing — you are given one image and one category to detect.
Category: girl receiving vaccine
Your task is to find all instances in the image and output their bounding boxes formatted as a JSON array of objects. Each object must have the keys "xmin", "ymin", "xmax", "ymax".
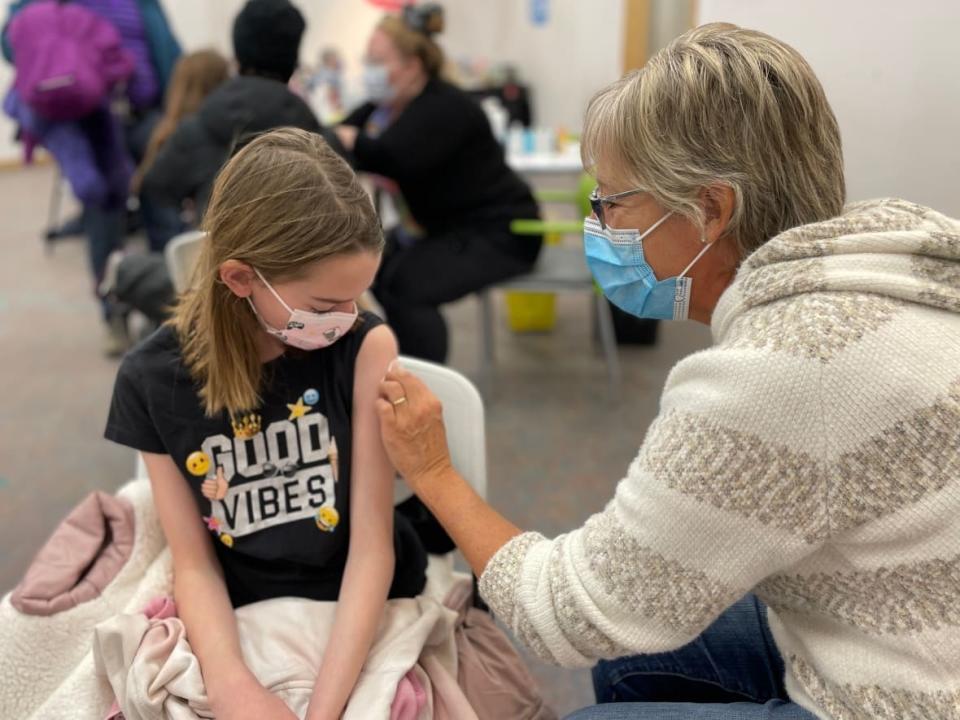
[{"xmin": 106, "ymin": 127, "xmax": 426, "ymax": 720}]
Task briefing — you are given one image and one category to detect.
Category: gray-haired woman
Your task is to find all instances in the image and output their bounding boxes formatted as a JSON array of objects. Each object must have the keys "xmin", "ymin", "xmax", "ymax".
[{"xmin": 377, "ymin": 23, "xmax": 960, "ymax": 720}]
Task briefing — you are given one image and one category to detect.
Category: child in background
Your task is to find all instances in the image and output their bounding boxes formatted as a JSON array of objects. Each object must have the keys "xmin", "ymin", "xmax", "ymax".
[
  {"xmin": 132, "ymin": 48, "xmax": 230, "ymax": 241},
  {"xmin": 106, "ymin": 127, "xmax": 426, "ymax": 720},
  {"xmin": 99, "ymin": 50, "xmax": 230, "ymax": 338}
]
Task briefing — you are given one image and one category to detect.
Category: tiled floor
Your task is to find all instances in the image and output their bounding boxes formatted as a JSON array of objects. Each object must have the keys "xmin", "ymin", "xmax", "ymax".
[{"xmin": 0, "ymin": 163, "xmax": 712, "ymax": 717}]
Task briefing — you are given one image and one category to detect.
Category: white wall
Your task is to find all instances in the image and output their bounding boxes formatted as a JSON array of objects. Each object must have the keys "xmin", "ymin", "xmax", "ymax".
[
  {"xmin": 0, "ymin": 0, "xmax": 623, "ymax": 163},
  {"xmin": 440, "ymin": 0, "xmax": 624, "ymax": 130},
  {"xmin": 697, "ymin": 0, "xmax": 960, "ymax": 217},
  {"xmin": 164, "ymin": 0, "xmax": 385, "ymax": 74},
  {"xmin": 159, "ymin": 0, "xmax": 228, "ymax": 54},
  {"xmin": 649, "ymin": 0, "xmax": 692, "ymax": 55},
  {"xmin": 294, "ymin": 0, "xmax": 625, "ymax": 131}
]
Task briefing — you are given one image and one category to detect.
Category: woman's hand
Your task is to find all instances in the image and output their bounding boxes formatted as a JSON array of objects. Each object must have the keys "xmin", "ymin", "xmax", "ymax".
[
  {"xmin": 210, "ymin": 675, "xmax": 298, "ymax": 720},
  {"xmin": 334, "ymin": 125, "xmax": 359, "ymax": 152},
  {"xmin": 376, "ymin": 362, "xmax": 454, "ymax": 493},
  {"xmin": 377, "ymin": 362, "xmax": 523, "ymax": 577}
]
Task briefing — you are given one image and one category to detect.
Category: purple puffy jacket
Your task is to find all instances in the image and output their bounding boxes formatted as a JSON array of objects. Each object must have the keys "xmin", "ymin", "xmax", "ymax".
[{"xmin": 4, "ymin": 89, "xmax": 132, "ymax": 209}]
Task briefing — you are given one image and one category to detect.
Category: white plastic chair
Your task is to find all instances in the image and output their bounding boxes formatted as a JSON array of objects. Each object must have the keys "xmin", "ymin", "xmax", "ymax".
[
  {"xmin": 43, "ymin": 167, "xmax": 70, "ymax": 252},
  {"xmin": 390, "ymin": 356, "xmax": 487, "ymax": 501},
  {"xmin": 164, "ymin": 229, "xmax": 206, "ymax": 293}
]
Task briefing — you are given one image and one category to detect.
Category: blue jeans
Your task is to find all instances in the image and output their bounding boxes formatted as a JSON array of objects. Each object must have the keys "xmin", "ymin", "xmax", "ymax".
[
  {"xmin": 85, "ymin": 204, "xmax": 126, "ymax": 319},
  {"xmin": 139, "ymin": 194, "xmax": 185, "ymax": 253},
  {"xmin": 565, "ymin": 595, "xmax": 817, "ymax": 719}
]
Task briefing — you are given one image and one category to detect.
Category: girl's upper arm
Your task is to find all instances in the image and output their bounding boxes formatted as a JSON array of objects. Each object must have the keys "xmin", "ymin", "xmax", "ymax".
[
  {"xmin": 141, "ymin": 451, "xmax": 220, "ymax": 571},
  {"xmin": 349, "ymin": 325, "xmax": 399, "ymax": 547}
]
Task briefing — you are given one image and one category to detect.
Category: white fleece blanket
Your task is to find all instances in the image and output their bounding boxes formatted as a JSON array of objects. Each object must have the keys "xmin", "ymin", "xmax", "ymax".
[
  {"xmin": 0, "ymin": 478, "xmax": 172, "ymax": 720},
  {"xmin": 93, "ymin": 594, "xmax": 462, "ymax": 720},
  {"xmin": 0, "ymin": 478, "xmax": 469, "ymax": 720}
]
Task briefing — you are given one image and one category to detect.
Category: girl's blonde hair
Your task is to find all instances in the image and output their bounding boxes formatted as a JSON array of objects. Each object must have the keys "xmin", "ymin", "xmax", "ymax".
[
  {"xmin": 169, "ymin": 128, "xmax": 384, "ymax": 418},
  {"xmin": 132, "ymin": 50, "xmax": 230, "ymax": 193},
  {"xmin": 581, "ymin": 22, "xmax": 845, "ymax": 257},
  {"xmin": 377, "ymin": 14, "xmax": 445, "ymax": 79}
]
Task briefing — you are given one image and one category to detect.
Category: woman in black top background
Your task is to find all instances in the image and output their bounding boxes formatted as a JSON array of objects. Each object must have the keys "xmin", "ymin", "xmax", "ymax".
[{"xmin": 335, "ymin": 6, "xmax": 542, "ymax": 364}]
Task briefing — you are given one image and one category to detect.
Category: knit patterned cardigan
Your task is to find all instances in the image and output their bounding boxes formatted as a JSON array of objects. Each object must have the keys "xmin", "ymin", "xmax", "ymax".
[{"xmin": 479, "ymin": 199, "xmax": 960, "ymax": 720}]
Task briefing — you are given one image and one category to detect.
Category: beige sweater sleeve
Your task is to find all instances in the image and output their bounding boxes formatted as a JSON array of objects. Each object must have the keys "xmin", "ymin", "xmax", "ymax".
[{"xmin": 478, "ymin": 345, "xmax": 828, "ymax": 667}]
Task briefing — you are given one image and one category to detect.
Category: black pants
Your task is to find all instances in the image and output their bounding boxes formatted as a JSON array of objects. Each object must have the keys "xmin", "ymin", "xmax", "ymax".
[{"xmin": 372, "ymin": 225, "xmax": 541, "ymax": 363}]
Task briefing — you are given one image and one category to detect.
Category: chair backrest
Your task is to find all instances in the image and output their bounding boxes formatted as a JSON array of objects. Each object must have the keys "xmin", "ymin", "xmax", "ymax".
[
  {"xmin": 135, "ymin": 356, "xmax": 488, "ymax": 501},
  {"xmin": 164, "ymin": 230, "xmax": 205, "ymax": 294},
  {"xmin": 394, "ymin": 356, "xmax": 487, "ymax": 501}
]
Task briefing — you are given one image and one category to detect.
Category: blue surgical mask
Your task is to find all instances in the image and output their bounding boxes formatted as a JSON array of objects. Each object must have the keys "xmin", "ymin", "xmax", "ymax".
[
  {"xmin": 362, "ymin": 63, "xmax": 393, "ymax": 104},
  {"xmin": 583, "ymin": 215, "xmax": 713, "ymax": 321}
]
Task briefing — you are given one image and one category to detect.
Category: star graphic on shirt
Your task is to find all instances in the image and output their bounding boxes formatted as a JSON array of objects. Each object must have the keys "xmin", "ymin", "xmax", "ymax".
[{"xmin": 287, "ymin": 397, "xmax": 313, "ymax": 421}]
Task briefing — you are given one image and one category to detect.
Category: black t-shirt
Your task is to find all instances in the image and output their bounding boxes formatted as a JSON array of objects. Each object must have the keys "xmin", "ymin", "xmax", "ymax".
[
  {"xmin": 344, "ymin": 79, "xmax": 538, "ymax": 235},
  {"xmin": 105, "ymin": 313, "xmax": 425, "ymax": 606}
]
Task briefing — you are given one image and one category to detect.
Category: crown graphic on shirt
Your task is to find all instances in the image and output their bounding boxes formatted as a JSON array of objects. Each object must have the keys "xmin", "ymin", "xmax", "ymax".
[{"xmin": 231, "ymin": 413, "xmax": 262, "ymax": 439}]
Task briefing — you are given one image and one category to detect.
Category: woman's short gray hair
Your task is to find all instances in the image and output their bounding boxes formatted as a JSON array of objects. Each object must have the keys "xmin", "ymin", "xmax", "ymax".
[{"xmin": 582, "ymin": 22, "xmax": 846, "ymax": 257}]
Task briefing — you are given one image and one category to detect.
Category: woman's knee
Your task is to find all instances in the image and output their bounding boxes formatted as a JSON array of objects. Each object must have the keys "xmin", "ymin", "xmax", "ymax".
[{"xmin": 589, "ymin": 594, "xmax": 779, "ymax": 705}]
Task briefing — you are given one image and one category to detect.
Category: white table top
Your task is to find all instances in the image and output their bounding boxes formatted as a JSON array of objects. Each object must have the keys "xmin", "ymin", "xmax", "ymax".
[{"xmin": 507, "ymin": 146, "xmax": 583, "ymax": 175}]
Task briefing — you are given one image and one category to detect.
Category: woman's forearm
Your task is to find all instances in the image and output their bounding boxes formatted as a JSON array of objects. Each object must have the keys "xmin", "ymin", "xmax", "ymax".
[
  {"xmin": 174, "ymin": 566, "xmax": 259, "ymax": 699},
  {"xmin": 306, "ymin": 548, "xmax": 394, "ymax": 720},
  {"xmin": 415, "ymin": 466, "xmax": 522, "ymax": 577}
]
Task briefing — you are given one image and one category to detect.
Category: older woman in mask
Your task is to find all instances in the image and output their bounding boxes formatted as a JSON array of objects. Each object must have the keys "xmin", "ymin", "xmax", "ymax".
[{"xmin": 375, "ymin": 22, "xmax": 960, "ymax": 720}]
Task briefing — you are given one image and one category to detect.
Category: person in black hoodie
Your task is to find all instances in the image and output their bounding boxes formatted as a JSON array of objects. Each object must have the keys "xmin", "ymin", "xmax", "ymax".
[
  {"xmin": 108, "ymin": 0, "xmax": 342, "ymax": 351},
  {"xmin": 335, "ymin": 7, "xmax": 542, "ymax": 364},
  {"xmin": 142, "ymin": 0, "xmax": 342, "ymax": 215}
]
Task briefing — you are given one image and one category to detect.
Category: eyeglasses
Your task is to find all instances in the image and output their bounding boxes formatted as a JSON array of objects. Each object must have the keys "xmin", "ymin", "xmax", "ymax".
[{"xmin": 589, "ymin": 186, "xmax": 646, "ymax": 230}]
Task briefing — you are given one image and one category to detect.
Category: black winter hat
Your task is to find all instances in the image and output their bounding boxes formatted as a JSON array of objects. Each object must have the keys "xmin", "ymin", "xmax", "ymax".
[{"xmin": 233, "ymin": 0, "xmax": 305, "ymax": 82}]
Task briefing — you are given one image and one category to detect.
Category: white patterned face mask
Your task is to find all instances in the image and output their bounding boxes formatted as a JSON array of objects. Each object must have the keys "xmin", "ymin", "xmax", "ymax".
[
  {"xmin": 362, "ymin": 63, "xmax": 394, "ymax": 103},
  {"xmin": 247, "ymin": 269, "xmax": 357, "ymax": 351}
]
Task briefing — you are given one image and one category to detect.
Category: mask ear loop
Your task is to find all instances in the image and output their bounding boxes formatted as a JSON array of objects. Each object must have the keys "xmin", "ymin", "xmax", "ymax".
[
  {"xmin": 640, "ymin": 212, "xmax": 673, "ymax": 239},
  {"xmin": 246, "ymin": 297, "xmax": 286, "ymax": 336},
  {"xmin": 254, "ymin": 268, "xmax": 294, "ymax": 314},
  {"xmin": 678, "ymin": 235, "xmax": 715, "ymax": 278},
  {"xmin": 247, "ymin": 268, "xmax": 292, "ymax": 336}
]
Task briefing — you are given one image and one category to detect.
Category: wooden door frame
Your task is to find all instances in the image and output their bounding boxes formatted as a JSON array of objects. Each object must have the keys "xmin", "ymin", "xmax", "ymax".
[{"xmin": 622, "ymin": 0, "xmax": 651, "ymax": 72}]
